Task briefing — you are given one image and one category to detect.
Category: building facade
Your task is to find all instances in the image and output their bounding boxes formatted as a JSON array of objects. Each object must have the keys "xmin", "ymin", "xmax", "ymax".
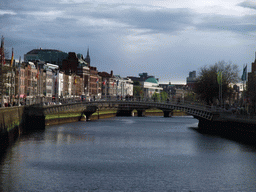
[
  {"xmin": 128, "ymin": 73, "xmax": 162, "ymax": 99},
  {"xmin": 186, "ymin": 71, "xmax": 197, "ymax": 89},
  {"xmin": 89, "ymin": 66, "xmax": 101, "ymax": 100},
  {"xmin": 114, "ymin": 75, "xmax": 133, "ymax": 99},
  {"xmin": 98, "ymin": 71, "xmax": 116, "ymax": 99}
]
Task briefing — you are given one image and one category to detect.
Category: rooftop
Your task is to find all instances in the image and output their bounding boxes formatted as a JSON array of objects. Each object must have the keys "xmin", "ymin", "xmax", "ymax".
[
  {"xmin": 26, "ymin": 49, "xmax": 64, "ymax": 54},
  {"xmin": 145, "ymin": 77, "xmax": 158, "ymax": 84}
]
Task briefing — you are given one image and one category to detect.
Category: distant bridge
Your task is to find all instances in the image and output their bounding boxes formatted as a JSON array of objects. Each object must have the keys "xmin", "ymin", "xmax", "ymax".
[
  {"xmin": 40, "ymin": 100, "xmax": 256, "ymax": 129},
  {"xmin": 40, "ymin": 100, "xmax": 218, "ymax": 121},
  {"xmin": 2, "ymin": 100, "xmax": 256, "ymax": 144}
]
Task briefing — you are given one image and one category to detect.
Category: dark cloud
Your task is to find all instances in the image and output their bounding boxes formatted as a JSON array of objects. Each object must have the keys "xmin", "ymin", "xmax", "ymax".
[
  {"xmin": 195, "ymin": 14, "xmax": 256, "ymax": 33},
  {"xmin": 90, "ymin": 8, "xmax": 194, "ymax": 34},
  {"xmin": 238, "ymin": 1, "xmax": 256, "ymax": 10},
  {"xmin": 1, "ymin": 0, "xmax": 255, "ymax": 83}
]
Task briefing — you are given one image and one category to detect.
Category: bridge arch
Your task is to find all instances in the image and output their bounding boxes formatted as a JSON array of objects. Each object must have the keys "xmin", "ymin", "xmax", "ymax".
[{"xmin": 39, "ymin": 100, "xmax": 214, "ymax": 126}]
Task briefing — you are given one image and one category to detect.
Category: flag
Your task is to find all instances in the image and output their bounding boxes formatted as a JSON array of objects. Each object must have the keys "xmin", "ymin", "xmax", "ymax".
[
  {"xmin": 103, "ymin": 79, "xmax": 107, "ymax": 85},
  {"xmin": 116, "ymin": 80, "xmax": 119, "ymax": 86},
  {"xmin": 112, "ymin": 81, "xmax": 115, "ymax": 87},
  {"xmin": 10, "ymin": 48, "xmax": 14, "ymax": 67},
  {"xmin": 74, "ymin": 76, "xmax": 77, "ymax": 85},
  {"xmin": 36, "ymin": 69, "xmax": 40, "ymax": 79},
  {"xmin": 96, "ymin": 78, "xmax": 99, "ymax": 83},
  {"xmin": 241, "ymin": 65, "xmax": 247, "ymax": 81},
  {"xmin": 217, "ymin": 71, "xmax": 222, "ymax": 85}
]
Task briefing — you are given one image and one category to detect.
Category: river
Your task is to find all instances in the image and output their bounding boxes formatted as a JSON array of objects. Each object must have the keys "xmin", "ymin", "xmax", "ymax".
[{"xmin": 1, "ymin": 116, "xmax": 256, "ymax": 191}]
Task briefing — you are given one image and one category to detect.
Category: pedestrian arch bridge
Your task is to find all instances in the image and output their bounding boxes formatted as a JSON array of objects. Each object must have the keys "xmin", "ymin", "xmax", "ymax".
[
  {"xmin": 40, "ymin": 100, "xmax": 218, "ymax": 121},
  {"xmin": 23, "ymin": 100, "xmax": 253, "ymax": 133}
]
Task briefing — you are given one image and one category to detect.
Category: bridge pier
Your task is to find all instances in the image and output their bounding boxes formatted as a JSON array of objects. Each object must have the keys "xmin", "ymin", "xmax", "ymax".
[
  {"xmin": 82, "ymin": 106, "xmax": 98, "ymax": 121},
  {"xmin": 82, "ymin": 112, "xmax": 94, "ymax": 121},
  {"xmin": 137, "ymin": 110, "xmax": 145, "ymax": 117},
  {"xmin": 163, "ymin": 110, "xmax": 173, "ymax": 117}
]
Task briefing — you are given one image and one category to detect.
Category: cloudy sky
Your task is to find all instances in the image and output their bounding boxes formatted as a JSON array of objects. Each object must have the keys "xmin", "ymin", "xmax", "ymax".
[{"xmin": 1, "ymin": 0, "xmax": 256, "ymax": 83}]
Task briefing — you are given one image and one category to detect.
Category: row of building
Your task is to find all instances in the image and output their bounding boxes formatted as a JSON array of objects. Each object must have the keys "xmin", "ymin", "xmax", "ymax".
[{"xmin": 1, "ymin": 42, "xmax": 168, "ymax": 105}]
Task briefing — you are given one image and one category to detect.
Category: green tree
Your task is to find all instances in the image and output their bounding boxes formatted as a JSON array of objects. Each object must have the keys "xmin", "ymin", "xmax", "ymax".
[
  {"xmin": 194, "ymin": 61, "xmax": 239, "ymax": 105},
  {"xmin": 160, "ymin": 91, "xmax": 168, "ymax": 102},
  {"xmin": 152, "ymin": 92, "xmax": 160, "ymax": 102},
  {"xmin": 133, "ymin": 81, "xmax": 144, "ymax": 99}
]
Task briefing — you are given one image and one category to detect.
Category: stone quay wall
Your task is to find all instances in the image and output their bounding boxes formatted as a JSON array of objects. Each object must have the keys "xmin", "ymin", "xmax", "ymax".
[{"xmin": 0, "ymin": 106, "xmax": 25, "ymax": 151}]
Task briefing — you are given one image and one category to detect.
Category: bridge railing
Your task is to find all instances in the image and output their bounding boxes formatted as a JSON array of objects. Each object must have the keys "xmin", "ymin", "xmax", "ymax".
[
  {"xmin": 79, "ymin": 99, "xmax": 221, "ymax": 113},
  {"xmin": 5, "ymin": 97, "xmax": 227, "ymax": 114}
]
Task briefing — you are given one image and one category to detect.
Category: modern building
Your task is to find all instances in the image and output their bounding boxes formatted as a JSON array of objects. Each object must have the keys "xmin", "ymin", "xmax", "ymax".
[
  {"xmin": 186, "ymin": 71, "xmax": 197, "ymax": 89},
  {"xmin": 143, "ymin": 77, "xmax": 163, "ymax": 98},
  {"xmin": 128, "ymin": 72, "xmax": 157, "ymax": 83},
  {"xmin": 128, "ymin": 73, "xmax": 162, "ymax": 99},
  {"xmin": 24, "ymin": 48, "xmax": 68, "ymax": 67}
]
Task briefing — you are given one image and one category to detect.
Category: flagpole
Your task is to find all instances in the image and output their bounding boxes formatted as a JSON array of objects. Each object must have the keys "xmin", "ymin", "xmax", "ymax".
[
  {"xmin": 1, "ymin": 36, "xmax": 4, "ymax": 107},
  {"xmin": 217, "ymin": 71, "xmax": 222, "ymax": 108},
  {"xmin": 242, "ymin": 64, "xmax": 244, "ymax": 106},
  {"xmin": 241, "ymin": 64, "xmax": 247, "ymax": 107},
  {"xmin": 18, "ymin": 57, "xmax": 21, "ymax": 106},
  {"xmin": 10, "ymin": 48, "xmax": 14, "ymax": 106},
  {"xmin": 97, "ymin": 78, "xmax": 98, "ymax": 101},
  {"xmin": 219, "ymin": 75, "xmax": 220, "ymax": 106},
  {"xmin": 221, "ymin": 72, "xmax": 222, "ymax": 108}
]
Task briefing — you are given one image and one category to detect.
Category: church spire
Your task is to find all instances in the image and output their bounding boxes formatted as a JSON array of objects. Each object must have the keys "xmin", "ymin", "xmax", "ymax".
[{"xmin": 85, "ymin": 47, "xmax": 90, "ymax": 66}]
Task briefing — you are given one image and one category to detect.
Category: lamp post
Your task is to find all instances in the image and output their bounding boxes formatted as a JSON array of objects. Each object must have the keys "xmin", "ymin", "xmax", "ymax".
[{"xmin": 84, "ymin": 86, "xmax": 87, "ymax": 101}]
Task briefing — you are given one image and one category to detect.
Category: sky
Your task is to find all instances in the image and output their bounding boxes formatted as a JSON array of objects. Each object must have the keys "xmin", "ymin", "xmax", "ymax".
[{"xmin": 1, "ymin": 0, "xmax": 256, "ymax": 84}]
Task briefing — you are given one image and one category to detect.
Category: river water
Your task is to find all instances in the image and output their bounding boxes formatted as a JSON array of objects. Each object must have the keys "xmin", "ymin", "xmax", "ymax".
[{"xmin": 1, "ymin": 116, "xmax": 256, "ymax": 191}]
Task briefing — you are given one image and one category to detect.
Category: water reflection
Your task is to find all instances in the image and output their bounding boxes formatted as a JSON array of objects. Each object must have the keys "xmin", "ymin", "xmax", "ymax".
[{"xmin": 1, "ymin": 116, "xmax": 256, "ymax": 191}]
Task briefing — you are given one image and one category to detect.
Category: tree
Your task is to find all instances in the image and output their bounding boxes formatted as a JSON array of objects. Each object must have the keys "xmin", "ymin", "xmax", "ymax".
[
  {"xmin": 194, "ymin": 61, "xmax": 239, "ymax": 105},
  {"xmin": 152, "ymin": 92, "xmax": 160, "ymax": 102},
  {"xmin": 160, "ymin": 91, "xmax": 168, "ymax": 101},
  {"xmin": 133, "ymin": 81, "xmax": 144, "ymax": 99}
]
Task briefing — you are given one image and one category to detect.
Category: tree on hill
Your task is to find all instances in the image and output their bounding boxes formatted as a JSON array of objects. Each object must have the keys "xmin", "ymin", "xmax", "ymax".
[{"xmin": 193, "ymin": 61, "xmax": 239, "ymax": 105}]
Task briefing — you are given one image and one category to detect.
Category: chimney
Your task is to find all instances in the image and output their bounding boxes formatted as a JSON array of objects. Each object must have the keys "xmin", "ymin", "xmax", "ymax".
[{"xmin": 110, "ymin": 70, "xmax": 113, "ymax": 77}]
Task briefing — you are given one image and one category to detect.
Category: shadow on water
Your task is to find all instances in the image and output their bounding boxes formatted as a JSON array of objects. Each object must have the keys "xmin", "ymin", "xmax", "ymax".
[
  {"xmin": 189, "ymin": 126, "xmax": 256, "ymax": 149},
  {"xmin": 0, "ymin": 128, "xmax": 46, "ymax": 160}
]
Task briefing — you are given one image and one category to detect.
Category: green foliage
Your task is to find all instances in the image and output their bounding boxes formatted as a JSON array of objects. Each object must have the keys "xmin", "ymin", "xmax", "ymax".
[
  {"xmin": 133, "ymin": 86, "xmax": 144, "ymax": 98},
  {"xmin": 194, "ymin": 61, "xmax": 239, "ymax": 105},
  {"xmin": 133, "ymin": 81, "xmax": 140, "ymax": 86},
  {"xmin": 185, "ymin": 92, "xmax": 196, "ymax": 102},
  {"xmin": 152, "ymin": 92, "xmax": 160, "ymax": 101},
  {"xmin": 160, "ymin": 91, "xmax": 168, "ymax": 101}
]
